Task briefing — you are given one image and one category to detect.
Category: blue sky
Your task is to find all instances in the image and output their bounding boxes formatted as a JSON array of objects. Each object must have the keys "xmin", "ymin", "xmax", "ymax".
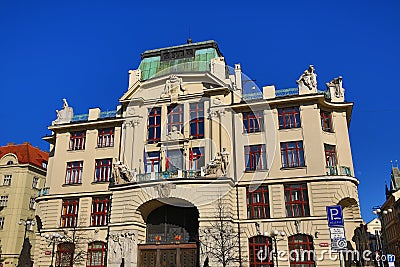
[{"xmin": 1, "ymin": 0, "xmax": 399, "ymax": 222}]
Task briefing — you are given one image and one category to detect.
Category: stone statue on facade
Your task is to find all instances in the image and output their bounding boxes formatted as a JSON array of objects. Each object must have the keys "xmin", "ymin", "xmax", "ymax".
[
  {"xmin": 108, "ymin": 231, "xmax": 137, "ymax": 267},
  {"xmin": 163, "ymin": 75, "xmax": 185, "ymax": 103},
  {"xmin": 113, "ymin": 160, "xmax": 134, "ymax": 183},
  {"xmin": 326, "ymin": 76, "xmax": 344, "ymax": 98},
  {"xmin": 296, "ymin": 65, "xmax": 317, "ymax": 91},
  {"xmin": 52, "ymin": 98, "xmax": 74, "ymax": 125},
  {"xmin": 167, "ymin": 126, "xmax": 184, "ymax": 140},
  {"xmin": 221, "ymin": 148, "xmax": 230, "ymax": 175},
  {"xmin": 202, "ymin": 152, "xmax": 223, "ymax": 176}
]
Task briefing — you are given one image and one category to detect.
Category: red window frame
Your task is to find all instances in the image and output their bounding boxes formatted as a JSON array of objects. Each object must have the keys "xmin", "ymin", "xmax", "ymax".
[
  {"xmin": 87, "ymin": 242, "xmax": 106, "ymax": 267},
  {"xmin": 320, "ymin": 110, "xmax": 333, "ymax": 132},
  {"xmin": 248, "ymin": 235, "xmax": 274, "ymax": 267},
  {"xmin": 70, "ymin": 131, "xmax": 86, "ymax": 150},
  {"xmin": 288, "ymin": 234, "xmax": 315, "ymax": 266},
  {"xmin": 243, "ymin": 111, "xmax": 263, "ymax": 133},
  {"xmin": 97, "ymin": 128, "xmax": 114, "ymax": 148},
  {"xmin": 278, "ymin": 107, "xmax": 301, "ymax": 129},
  {"xmin": 61, "ymin": 199, "xmax": 79, "ymax": 228},
  {"xmin": 56, "ymin": 242, "xmax": 75, "ymax": 267},
  {"xmin": 147, "ymin": 107, "xmax": 161, "ymax": 143},
  {"xmin": 247, "ymin": 186, "xmax": 270, "ymax": 219},
  {"xmin": 280, "ymin": 141, "xmax": 305, "ymax": 168},
  {"xmin": 167, "ymin": 105, "xmax": 184, "ymax": 133},
  {"xmin": 284, "ymin": 184, "xmax": 310, "ymax": 217},
  {"xmin": 90, "ymin": 197, "xmax": 110, "ymax": 226},
  {"xmin": 190, "ymin": 102, "xmax": 204, "ymax": 139},
  {"xmin": 94, "ymin": 159, "xmax": 112, "ymax": 182},
  {"xmin": 324, "ymin": 144, "xmax": 337, "ymax": 167},
  {"xmin": 245, "ymin": 145, "xmax": 267, "ymax": 171},
  {"xmin": 65, "ymin": 161, "xmax": 83, "ymax": 184}
]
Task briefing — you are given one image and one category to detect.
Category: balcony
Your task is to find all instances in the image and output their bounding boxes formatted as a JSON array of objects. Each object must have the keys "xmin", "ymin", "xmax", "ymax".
[
  {"xmin": 326, "ymin": 166, "xmax": 352, "ymax": 176},
  {"xmin": 136, "ymin": 170, "xmax": 201, "ymax": 183},
  {"xmin": 38, "ymin": 187, "xmax": 49, "ymax": 197}
]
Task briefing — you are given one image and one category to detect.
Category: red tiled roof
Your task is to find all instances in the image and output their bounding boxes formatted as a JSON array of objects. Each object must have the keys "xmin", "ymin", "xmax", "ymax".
[{"xmin": 0, "ymin": 142, "xmax": 49, "ymax": 170}]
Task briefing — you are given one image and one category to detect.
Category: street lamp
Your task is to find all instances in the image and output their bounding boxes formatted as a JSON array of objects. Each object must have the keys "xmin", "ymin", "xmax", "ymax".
[
  {"xmin": 264, "ymin": 230, "xmax": 286, "ymax": 267},
  {"xmin": 45, "ymin": 233, "xmax": 64, "ymax": 267},
  {"xmin": 373, "ymin": 206, "xmax": 393, "ymax": 266},
  {"xmin": 18, "ymin": 219, "xmax": 35, "ymax": 239}
]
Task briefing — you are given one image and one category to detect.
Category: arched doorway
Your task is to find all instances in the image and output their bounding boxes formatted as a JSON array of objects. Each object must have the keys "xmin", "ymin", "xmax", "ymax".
[{"xmin": 138, "ymin": 199, "xmax": 199, "ymax": 267}]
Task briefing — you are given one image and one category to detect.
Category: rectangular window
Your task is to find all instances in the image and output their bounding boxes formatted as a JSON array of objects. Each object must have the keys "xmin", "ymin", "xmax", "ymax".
[
  {"xmin": 280, "ymin": 141, "xmax": 305, "ymax": 168},
  {"xmin": 0, "ymin": 196, "xmax": 8, "ymax": 207},
  {"xmin": 321, "ymin": 110, "xmax": 333, "ymax": 132},
  {"xmin": 95, "ymin": 159, "xmax": 112, "ymax": 182},
  {"xmin": 3, "ymin": 175, "xmax": 11, "ymax": 186},
  {"xmin": 324, "ymin": 144, "xmax": 337, "ymax": 167},
  {"xmin": 98, "ymin": 128, "xmax": 114, "ymax": 148},
  {"xmin": 166, "ymin": 149, "xmax": 184, "ymax": 171},
  {"xmin": 243, "ymin": 111, "xmax": 264, "ymax": 133},
  {"xmin": 65, "ymin": 161, "xmax": 83, "ymax": 184},
  {"xmin": 189, "ymin": 147, "xmax": 205, "ymax": 170},
  {"xmin": 69, "ymin": 131, "xmax": 86, "ymax": 150},
  {"xmin": 145, "ymin": 152, "xmax": 160, "ymax": 173},
  {"xmin": 167, "ymin": 104, "xmax": 184, "ymax": 133},
  {"xmin": 91, "ymin": 197, "xmax": 110, "ymax": 226},
  {"xmin": 0, "ymin": 217, "xmax": 4, "ymax": 229},
  {"xmin": 278, "ymin": 107, "xmax": 301, "ymax": 129},
  {"xmin": 32, "ymin": 177, "xmax": 39, "ymax": 189},
  {"xmin": 190, "ymin": 102, "xmax": 204, "ymax": 139},
  {"xmin": 245, "ymin": 145, "xmax": 267, "ymax": 171},
  {"xmin": 284, "ymin": 184, "xmax": 310, "ymax": 217},
  {"xmin": 147, "ymin": 107, "xmax": 161, "ymax": 143},
  {"xmin": 247, "ymin": 186, "xmax": 270, "ymax": 219},
  {"xmin": 61, "ymin": 199, "xmax": 79, "ymax": 228},
  {"xmin": 29, "ymin": 197, "xmax": 36, "ymax": 210},
  {"xmin": 87, "ymin": 242, "xmax": 106, "ymax": 267}
]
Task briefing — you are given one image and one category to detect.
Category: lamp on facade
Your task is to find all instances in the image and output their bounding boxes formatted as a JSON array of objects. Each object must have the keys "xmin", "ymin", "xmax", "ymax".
[
  {"xmin": 45, "ymin": 233, "xmax": 64, "ymax": 267},
  {"xmin": 372, "ymin": 206, "xmax": 392, "ymax": 264},
  {"xmin": 264, "ymin": 230, "xmax": 286, "ymax": 267},
  {"xmin": 18, "ymin": 219, "xmax": 35, "ymax": 239}
]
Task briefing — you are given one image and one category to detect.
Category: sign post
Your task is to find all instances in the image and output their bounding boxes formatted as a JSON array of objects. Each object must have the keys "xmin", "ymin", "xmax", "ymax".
[{"xmin": 326, "ymin": 205, "xmax": 345, "ymax": 267}]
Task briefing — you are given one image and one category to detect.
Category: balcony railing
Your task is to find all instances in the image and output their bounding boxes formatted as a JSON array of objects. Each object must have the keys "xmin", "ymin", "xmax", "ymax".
[
  {"xmin": 326, "ymin": 166, "xmax": 352, "ymax": 176},
  {"xmin": 136, "ymin": 170, "xmax": 201, "ymax": 182},
  {"xmin": 38, "ymin": 187, "xmax": 49, "ymax": 197}
]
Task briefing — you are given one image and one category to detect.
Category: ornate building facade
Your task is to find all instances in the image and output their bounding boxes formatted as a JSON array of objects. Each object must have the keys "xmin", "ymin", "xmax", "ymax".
[{"xmin": 35, "ymin": 40, "xmax": 362, "ymax": 267}]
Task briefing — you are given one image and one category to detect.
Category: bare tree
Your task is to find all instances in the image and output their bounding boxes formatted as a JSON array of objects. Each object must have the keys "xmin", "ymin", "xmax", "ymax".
[
  {"xmin": 60, "ymin": 226, "xmax": 91, "ymax": 265},
  {"xmin": 200, "ymin": 197, "xmax": 242, "ymax": 267}
]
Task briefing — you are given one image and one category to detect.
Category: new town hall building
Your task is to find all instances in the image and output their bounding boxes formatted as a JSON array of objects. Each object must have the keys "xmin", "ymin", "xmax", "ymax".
[{"xmin": 34, "ymin": 40, "xmax": 362, "ymax": 267}]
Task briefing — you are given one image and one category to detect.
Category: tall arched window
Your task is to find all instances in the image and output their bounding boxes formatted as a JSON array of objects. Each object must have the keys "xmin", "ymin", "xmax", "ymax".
[
  {"xmin": 87, "ymin": 241, "xmax": 106, "ymax": 267},
  {"xmin": 288, "ymin": 234, "xmax": 315, "ymax": 267},
  {"xmin": 56, "ymin": 242, "xmax": 74, "ymax": 267},
  {"xmin": 248, "ymin": 235, "xmax": 274, "ymax": 267}
]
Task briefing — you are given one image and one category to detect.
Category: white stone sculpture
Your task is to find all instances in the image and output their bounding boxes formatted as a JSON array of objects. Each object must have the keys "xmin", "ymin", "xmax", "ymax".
[
  {"xmin": 297, "ymin": 65, "xmax": 318, "ymax": 93},
  {"xmin": 52, "ymin": 98, "xmax": 74, "ymax": 125},
  {"xmin": 326, "ymin": 76, "xmax": 344, "ymax": 101},
  {"xmin": 108, "ymin": 231, "xmax": 137, "ymax": 267},
  {"xmin": 167, "ymin": 126, "xmax": 184, "ymax": 140},
  {"xmin": 164, "ymin": 75, "xmax": 185, "ymax": 103},
  {"xmin": 113, "ymin": 160, "xmax": 134, "ymax": 183}
]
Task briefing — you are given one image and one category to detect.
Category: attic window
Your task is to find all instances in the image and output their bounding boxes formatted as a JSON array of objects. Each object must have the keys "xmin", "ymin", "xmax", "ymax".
[{"xmin": 7, "ymin": 161, "xmax": 14, "ymax": 165}]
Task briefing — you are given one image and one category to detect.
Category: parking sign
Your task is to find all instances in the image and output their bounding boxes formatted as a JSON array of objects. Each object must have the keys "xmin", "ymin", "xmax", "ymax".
[{"xmin": 326, "ymin": 205, "xmax": 344, "ymax": 227}]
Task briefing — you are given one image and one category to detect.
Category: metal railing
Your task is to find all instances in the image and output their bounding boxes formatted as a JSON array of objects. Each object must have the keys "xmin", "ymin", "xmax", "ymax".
[
  {"xmin": 38, "ymin": 187, "xmax": 50, "ymax": 197},
  {"xmin": 275, "ymin": 87, "xmax": 299, "ymax": 97},
  {"xmin": 99, "ymin": 110, "xmax": 117, "ymax": 119},
  {"xmin": 326, "ymin": 166, "xmax": 352, "ymax": 176},
  {"xmin": 136, "ymin": 170, "xmax": 201, "ymax": 182}
]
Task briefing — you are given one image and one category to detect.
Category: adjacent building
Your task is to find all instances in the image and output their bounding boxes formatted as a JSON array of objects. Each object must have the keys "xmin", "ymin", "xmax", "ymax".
[
  {"xmin": 35, "ymin": 40, "xmax": 363, "ymax": 267},
  {"xmin": 0, "ymin": 142, "xmax": 48, "ymax": 266}
]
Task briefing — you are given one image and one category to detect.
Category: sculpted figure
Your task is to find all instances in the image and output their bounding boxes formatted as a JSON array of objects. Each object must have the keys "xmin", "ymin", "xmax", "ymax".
[
  {"xmin": 296, "ymin": 65, "xmax": 317, "ymax": 91},
  {"xmin": 164, "ymin": 75, "xmax": 185, "ymax": 103},
  {"xmin": 52, "ymin": 98, "xmax": 74, "ymax": 125},
  {"xmin": 167, "ymin": 126, "xmax": 184, "ymax": 140}
]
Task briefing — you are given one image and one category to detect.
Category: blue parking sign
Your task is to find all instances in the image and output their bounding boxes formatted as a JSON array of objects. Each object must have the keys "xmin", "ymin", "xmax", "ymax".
[{"xmin": 326, "ymin": 205, "xmax": 344, "ymax": 227}]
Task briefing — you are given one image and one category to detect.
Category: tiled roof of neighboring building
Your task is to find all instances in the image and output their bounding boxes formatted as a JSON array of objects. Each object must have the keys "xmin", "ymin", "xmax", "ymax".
[{"xmin": 0, "ymin": 142, "xmax": 49, "ymax": 170}]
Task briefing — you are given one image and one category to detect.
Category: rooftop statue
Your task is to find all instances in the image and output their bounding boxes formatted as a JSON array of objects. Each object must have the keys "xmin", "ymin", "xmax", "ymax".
[
  {"xmin": 163, "ymin": 75, "xmax": 185, "ymax": 103},
  {"xmin": 326, "ymin": 76, "xmax": 343, "ymax": 98},
  {"xmin": 52, "ymin": 98, "xmax": 74, "ymax": 125},
  {"xmin": 297, "ymin": 65, "xmax": 317, "ymax": 91}
]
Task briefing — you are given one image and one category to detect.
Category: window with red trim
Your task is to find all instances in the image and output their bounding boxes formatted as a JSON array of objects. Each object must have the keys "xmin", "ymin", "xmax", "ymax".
[
  {"xmin": 94, "ymin": 159, "xmax": 112, "ymax": 182},
  {"xmin": 284, "ymin": 184, "xmax": 310, "ymax": 217},
  {"xmin": 61, "ymin": 199, "xmax": 79, "ymax": 228},
  {"xmin": 97, "ymin": 128, "xmax": 114, "ymax": 148},
  {"xmin": 190, "ymin": 102, "xmax": 204, "ymax": 139},
  {"xmin": 147, "ymin": 107, "xmax": 161, "ymax": 143},
  {"xmin": 324, "ymin": 144, "xmax": 337, "ymax": 167},
  {"xmin": 243, "ymin": 111, "xmax": 264, "ymax": 133},
  {"xmin": 280, "ymin": 141, "xmax": 305, "ymax": 168},
  {"xmin": 87, "ymin": 242, "xmax": 106, "ymax": 267},
  {"xmin": 70, "ymin": 131, "xmax": 86, "ymax": 150},
  {"xmin": 91, "ymin": 197, "xmax": 110, "ymax": 226},
  {"xmin": 167, "ymin": 104, "xmax": 184, "ymax": 133},
  {"xmin": 248, "ymin": 235, "xmax": 274, "ymax": 267},
  {"xmin": 278, "ymin": 107, "xmax": 301, "ymax": 129},
  {"xmin": 320, "ymin": 111, "xmax": 333, "ymax": 132},
  {"xmin": 245, "ymin": 145, "xmax": 267, "ymax": 171},
  {"xmin": 65, "ymin": 161, "xmax": 83, "ymax": 184},
  {"xmin": 56, "ymin": 242, "xmax": 75, "ymax": 267},
  {"xmin": 189, "ymin": 147, "xmax": 205, "ymax": 170},
  {"xmin": 145, "ymin": 151, "xmax": 160, "ymax": 173},
  {"xmin": 288, "ymin": 234, "xmax": 315, "ymax": 266},
  {"xmin": 247, "ymin": 186, "xmax": 270, "ymax": 219}
]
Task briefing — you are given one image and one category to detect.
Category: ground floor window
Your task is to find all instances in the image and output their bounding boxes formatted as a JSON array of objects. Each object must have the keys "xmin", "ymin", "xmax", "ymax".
[
  {"xmin": 288, "ymin": 234, "xmax": 315, "ymax": 266},
  {"xmin": 249, "ymin": 235, "xmax": 274, "ymax": 266},
  {"xmin": 87, "ymin": 242, "xmax": 106, "ymax": 267},
  {"xmin": 56, "ymin": 242, "xmax": 74, "ymax": 267}
]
